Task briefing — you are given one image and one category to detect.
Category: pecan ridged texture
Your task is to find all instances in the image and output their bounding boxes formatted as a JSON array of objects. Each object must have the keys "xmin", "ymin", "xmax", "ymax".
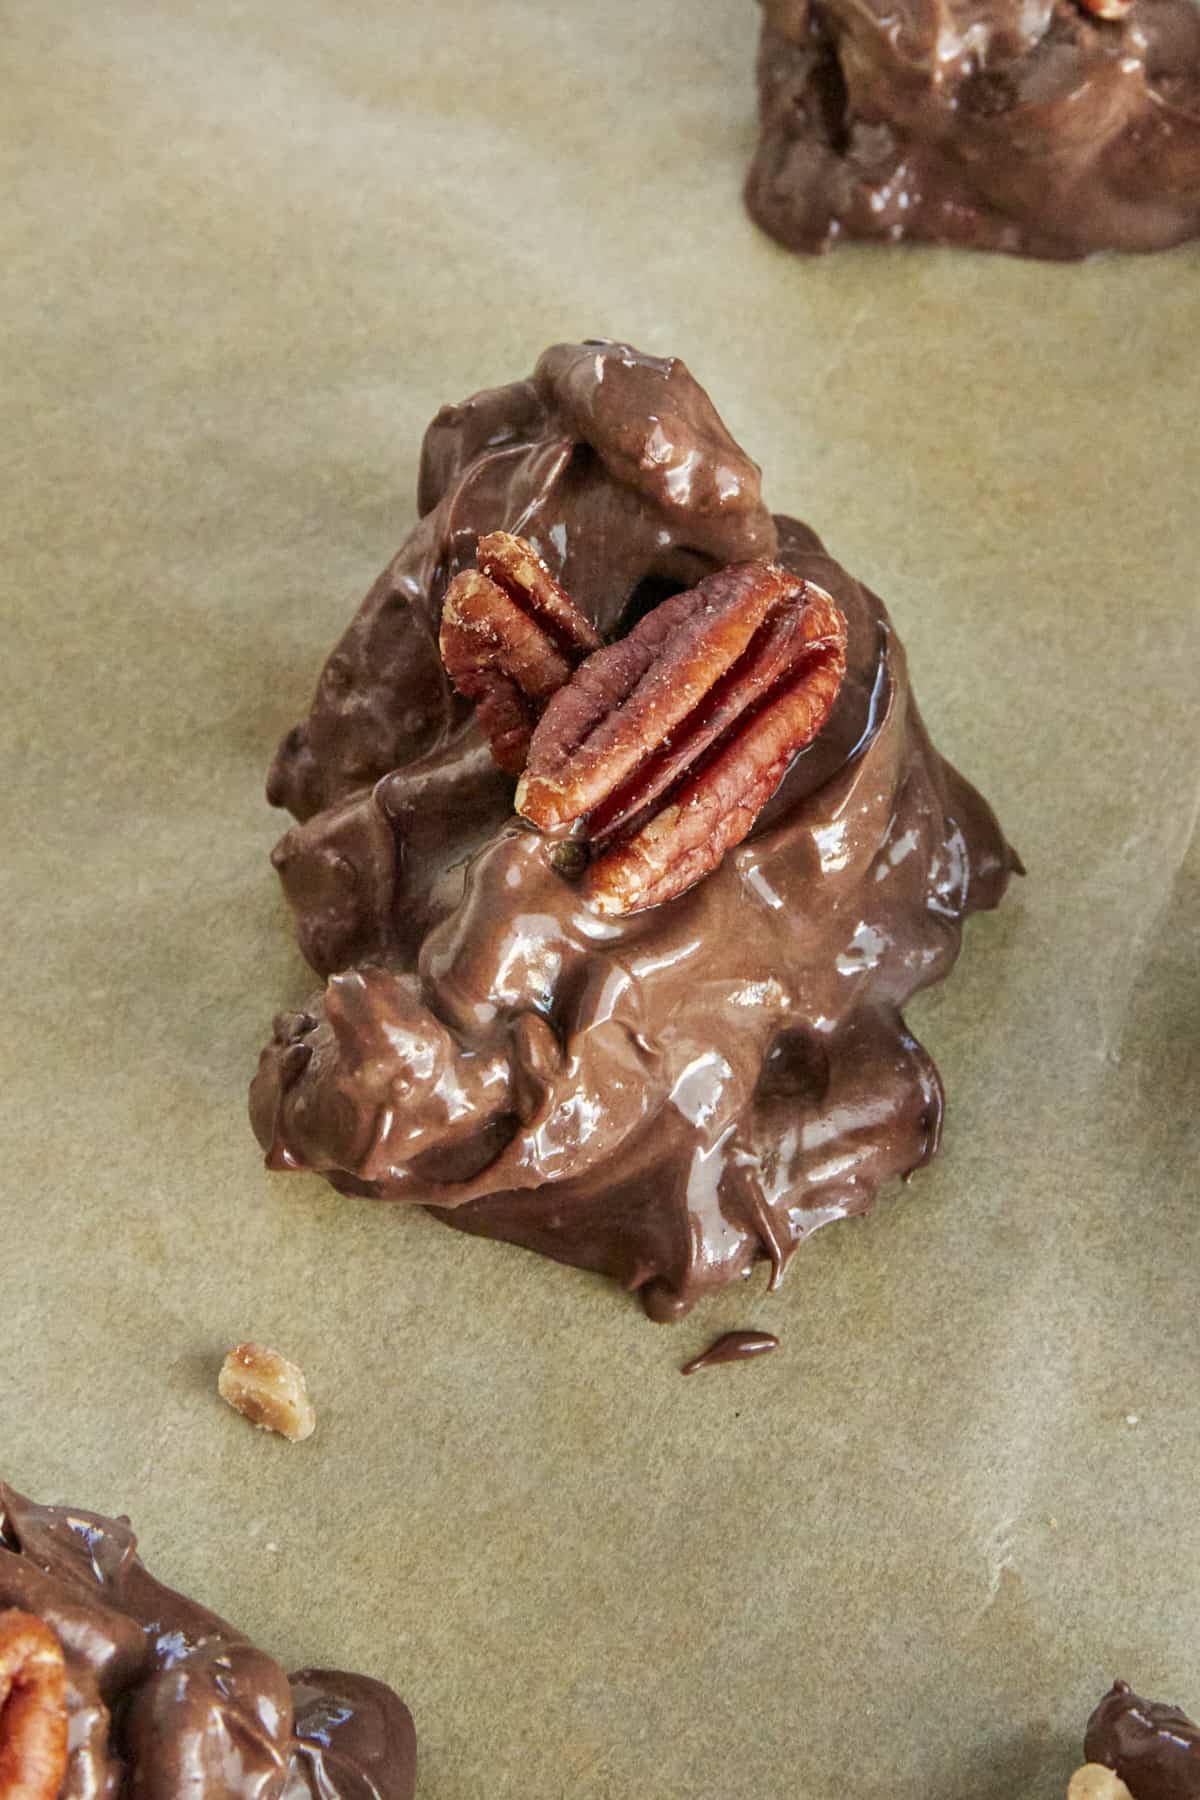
[
  {"xmin": 516, "ymin": 560, "xmax": 848, "ymax": 915},
  {"xmin": 0, "ymin": 1609, "xmax": 69, "ymax": 1800},
  {"xmin": 439, "ymin": 532, "xmax": 602, "ymax": 774}
]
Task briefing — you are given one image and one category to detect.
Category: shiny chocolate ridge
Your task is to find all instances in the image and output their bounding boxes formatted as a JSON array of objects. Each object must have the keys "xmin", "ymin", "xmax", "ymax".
[
  {"xmin": 0, "ymin": 1482, "xmax": 416, "ymax": 1799},
  {"xmin": 252, "ymin": 340, "xmax": 1018, "ymax": 1322},
  {"xmin": 745, "ymin": 0, "xmax": 1200, "ymax": 258}
]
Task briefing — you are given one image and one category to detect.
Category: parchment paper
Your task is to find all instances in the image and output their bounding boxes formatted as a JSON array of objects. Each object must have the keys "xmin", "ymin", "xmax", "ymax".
[{"xmin": 2, "ymin": 3, "xmax": 1198, "ymax": 1796}]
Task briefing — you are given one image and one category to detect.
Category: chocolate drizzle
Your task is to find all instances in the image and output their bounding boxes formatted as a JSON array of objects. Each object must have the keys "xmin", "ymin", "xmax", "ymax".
[
  {"xmin": 745, "ymin": 0, "xmax": 1200, "ymax": 257},
  {"xmin": 0, "ymin": 1483, "xmax": 416, "ymax": 1799},
  {"xmin": 681, "ymin": 1330, "xmax": 781, "ymax": 1374},
  {"xmin": 251, "ymin": 340, "xmax": 1018, "ymax": 1321},
  {"xmin": 1085, "ymin": 1681, "xmax": 1200, "ymax": 1799}
]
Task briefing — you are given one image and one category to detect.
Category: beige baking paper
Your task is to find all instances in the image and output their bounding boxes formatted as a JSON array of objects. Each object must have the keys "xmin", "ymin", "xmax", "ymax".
[{"xmin": 2, "ymin": 3, "xmax": 1198, "ymax": 1796}]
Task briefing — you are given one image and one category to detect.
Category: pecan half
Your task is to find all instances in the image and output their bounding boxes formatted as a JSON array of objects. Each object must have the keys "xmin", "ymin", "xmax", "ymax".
[
  {"xmin": 0, "ymin": 1609, "xmax": 69, "ymax": 1800},
  {"xmin": 439, "ymin": 532, "xmax": 602, "ymax": 774},
  {"xmin": 516, "ymin": 561, "xmax": 847, "ymax": 914}
]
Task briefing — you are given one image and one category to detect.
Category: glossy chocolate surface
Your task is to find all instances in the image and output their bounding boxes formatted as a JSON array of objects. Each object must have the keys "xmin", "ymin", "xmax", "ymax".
[
  {"xmin": 1086, "ymin": 1681, "xmax": 1200, "ymax": 1799},
  {"xmin": 680, "ymin": 1331, "xmax": 781, "ymax": 1374},
  {"xmin": 252, "ymin": 340, "xmax": 1018, "ymax": 1321},
  {"xmin": 745, "ymin": 0, "xmax": 1200, "ymax": 257},
  {"xmin": 0, "ymin": 1483, "xmax": 416, "ymax": 1799}
]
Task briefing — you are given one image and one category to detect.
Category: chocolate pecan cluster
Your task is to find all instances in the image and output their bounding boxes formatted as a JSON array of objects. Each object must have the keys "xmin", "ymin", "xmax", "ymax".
[
  {"xmin": 1073, "ymin": 1680, "xmax": 1200, "ymax": 1800},
  {"xmin": 0, "ymin": 1482, "xmax": 417, "ymax": 1799},
  {"xmin": 251, "ymin": 342, "xmax": 1019, "ymax": 1320},
  {"xmin": 440, "ymin": 533, "xmax": 848, "ymax": 915},
  {"xmin": 747, "ymin": 0, "xmax": 1200, "ymax": 258}
]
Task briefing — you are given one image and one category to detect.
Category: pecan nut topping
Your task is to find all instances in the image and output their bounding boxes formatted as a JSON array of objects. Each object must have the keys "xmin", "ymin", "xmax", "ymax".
[
  {"xmin": 516, "ymin": 560, "xmax": 847, "ymax": 914},
  {"xmin": 0, "ymin": 1609, "xmax": 69, "ymax": 1800},
  {"xmin": 439, "ymin": 532, "xmax": 602, "ymax": 774}
]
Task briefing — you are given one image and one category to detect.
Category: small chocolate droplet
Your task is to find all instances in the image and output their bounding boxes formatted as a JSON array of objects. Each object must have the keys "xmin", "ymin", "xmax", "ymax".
[{"xmin": 681, "ymin": 1330, "xmax": 780, "ymax": 1375}]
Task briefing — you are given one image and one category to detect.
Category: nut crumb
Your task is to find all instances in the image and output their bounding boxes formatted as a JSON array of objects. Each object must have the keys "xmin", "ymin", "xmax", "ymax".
[
  {"xmin": 1067, "ymin": 1765, "xmax": 1133, "ymax": 1800},
  {"xmin": 218, "ymin": 1343, "xmax": 315, "ymax": 1442}
]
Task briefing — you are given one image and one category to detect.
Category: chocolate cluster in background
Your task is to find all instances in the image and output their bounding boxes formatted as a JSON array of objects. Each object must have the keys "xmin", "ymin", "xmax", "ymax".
[
  {"xmin": 746, "ymin": 0, "xmax": 1200, "ymax": 257},
  {"xmin": 0, "ymin": 1482, "xmax": 415, "ymax": 1799},
  {"xmin": 1078, "ymin": 1680, "xmax": 1200, "ymax": 1800},
  {"xmin": 252, "ymin": 340, "xmax": 1018, "ymax": 1320}
]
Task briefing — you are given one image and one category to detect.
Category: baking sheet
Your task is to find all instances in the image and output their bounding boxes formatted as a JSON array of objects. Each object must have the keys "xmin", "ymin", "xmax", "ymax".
[{"xmin": 2, "ymin": 2, "xmax": 1198, "ymax": 1795}]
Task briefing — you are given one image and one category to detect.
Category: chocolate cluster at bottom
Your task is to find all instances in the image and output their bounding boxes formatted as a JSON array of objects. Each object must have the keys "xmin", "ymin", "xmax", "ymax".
[
  {"xmin": 1076, "ymin": 1681, "xmax": 1200, "ymax": 1800},
  {"xmin": 745, "ymin": 0, "xmax": 1200, "ymax": 257},
  {"xmin": 0, "ymin": 1482, "xmax": 416, "ymax": 1799},
  {"xmin": 251, "ymin": 340, "xmax": 1018, "ymax": 1321}
]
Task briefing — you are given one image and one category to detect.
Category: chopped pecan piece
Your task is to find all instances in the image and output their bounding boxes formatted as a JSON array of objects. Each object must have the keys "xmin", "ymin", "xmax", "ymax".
[
  {"xmin": 439, "ymin": 532, "xmax": 602, "ymax": 774},
  {"xmin": 218, "ymin": 1342, "xmax": 316, "ymax": 1441},
  {"xmin": 0, "ymin": 1609, "xmax": 69, "ymax": 1800},
  {"xmin": 1076, "ymin": 0, "xmax": 1133, "ymax": 18},
  {"xmin": 1067, "ymin": 1770, "xmax": 1133, "ymax": 1800},
  {"xmin": 517, "ymin": 561, "xmax": 847, "ymax": 914}
]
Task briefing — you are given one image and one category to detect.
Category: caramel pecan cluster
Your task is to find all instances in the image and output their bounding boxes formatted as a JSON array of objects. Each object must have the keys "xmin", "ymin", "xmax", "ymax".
[
  {"xmin": 0, "ymin": 1609, "xmax": 69, "ymax": 1800},
  {"xmin": 440, "ymin": 537, "xmax": 847, "ymax": 914}
]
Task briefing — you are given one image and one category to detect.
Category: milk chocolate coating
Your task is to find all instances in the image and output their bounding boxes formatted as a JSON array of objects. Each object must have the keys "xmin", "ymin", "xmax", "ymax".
[
  {"xmin": 680, "ymin": 1331, "xmax": 781, "ymax": 1374},
  {"xmin": 252, "ymin": 340, "xmax": 1018, "ymax": 1321},
  {"xmin": 1085, "ymin": 1681, "xmax": 1200, "ymax": 1799},
  {"xmin": 0, "ymin": 1482, "xmax": 416, "ymax": 1800},
  {"xmin": 745, "ymin": 0, "xmax": 1200, "ymax": 257}
]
